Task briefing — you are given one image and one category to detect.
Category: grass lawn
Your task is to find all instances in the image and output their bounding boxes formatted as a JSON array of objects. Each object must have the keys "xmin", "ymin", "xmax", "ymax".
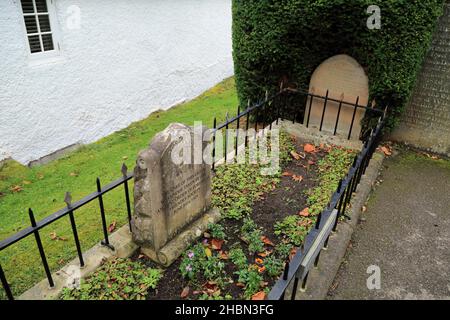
[{"xmin": 0, "ymin": 77, "xmax": 238, "ymax": 299}]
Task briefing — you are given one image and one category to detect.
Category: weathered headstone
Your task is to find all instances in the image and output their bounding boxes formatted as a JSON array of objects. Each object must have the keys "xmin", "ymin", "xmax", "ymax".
[
  {"xmin": 391, "ymin": 3, "xmax": 450, "ymax": 156},
  {"xmin": 131, "ymin": 123, "xmax": 221, "ymax": 267},
  {"xmin": 304, "ymin": 54, "xmax": 369, "ymax": 140}
]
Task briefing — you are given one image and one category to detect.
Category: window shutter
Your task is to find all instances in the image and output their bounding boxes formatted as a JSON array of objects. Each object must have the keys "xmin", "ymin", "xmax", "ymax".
[{"xmin": 20, "ymin": 0, "xmax": 55, "ymax": 55}]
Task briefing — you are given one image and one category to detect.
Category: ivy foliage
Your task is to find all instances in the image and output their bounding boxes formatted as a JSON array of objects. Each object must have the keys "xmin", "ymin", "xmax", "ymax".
[{"xmin": 232, "ymin": 0, "xmax": 444, "ymax": 130}]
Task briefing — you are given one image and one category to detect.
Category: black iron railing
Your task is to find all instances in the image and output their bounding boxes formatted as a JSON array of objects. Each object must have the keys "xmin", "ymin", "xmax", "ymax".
[
  {"xmin": 267, "ymin": 110, "xmax": 386, "ymax": 300},
  {"xmin": 0, "ymin": 86, "xmax": 385, "ymax": 300},
  {"xmin": 0, "ymin": 164, "xmax": 134, "ymax": 300}
]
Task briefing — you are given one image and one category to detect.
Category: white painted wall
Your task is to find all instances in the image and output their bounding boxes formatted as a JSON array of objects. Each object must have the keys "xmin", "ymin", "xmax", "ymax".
[{"xmin": 0, "ymin": 0, "xmax": 233, "ymax": 164}]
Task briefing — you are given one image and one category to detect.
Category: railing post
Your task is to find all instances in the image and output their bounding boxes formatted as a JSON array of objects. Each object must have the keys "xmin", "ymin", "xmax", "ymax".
[
  {"xmin": 97, "ymin": 178, "xmax": 114, "ymax": 250},
  {"xmin": 224, "ymin": 112, "xmax": 229, "ymax": 163},
  {"xmin": 65, "ymin": 193, "xmax": 85, "ymax": 267},
  {"xmin": 235, "ymin": 104, "xmax": 241, "ymax": 158},
  {"xmin": 334, "ymin": 93, "xmax": 344, "ymax": 135},
  {"xmin": 28, "ymin": 208, "xmax": 54, "ymax": 288},
  {"xmin": 348, "ymin": 96, "xmax": 360, "ymax": 140},
  {"xmin": 0, "ymin": 263, "xmax": 14, "ymax": 300},
  {"xmin": 319, "ymin": 90, "xmax": 329, "ymax": 131},
  {"xmin": 122, "ymin": 164, "xmax": 133, "ymax": 232},
  {"xmin": 306, "ymin": 89, "xmax": 314, "ymax": 128},
  {"xmin": 212, "ymin": 117, "xmax": 217, "ymax": 171},
  {"xmin": 245, "ymin": 100, "xmax": 250, "ymax": 148}
]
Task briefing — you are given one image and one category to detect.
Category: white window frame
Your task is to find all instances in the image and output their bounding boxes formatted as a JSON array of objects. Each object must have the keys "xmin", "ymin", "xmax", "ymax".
[{"xmin": 18, "ymin": 0, "xmax": 62, "ymax": 62}]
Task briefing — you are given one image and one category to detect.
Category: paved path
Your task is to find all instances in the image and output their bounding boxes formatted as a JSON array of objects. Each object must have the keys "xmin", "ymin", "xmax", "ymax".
[{"xmin": 328, "ymin": 149, "xmax": 450, "ymax": 300}]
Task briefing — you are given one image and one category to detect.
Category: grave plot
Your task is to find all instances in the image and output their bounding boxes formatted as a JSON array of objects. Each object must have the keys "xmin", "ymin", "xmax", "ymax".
[{"xmin": 60, "ymin": 131, "xmax": 356, "ymax": 300}]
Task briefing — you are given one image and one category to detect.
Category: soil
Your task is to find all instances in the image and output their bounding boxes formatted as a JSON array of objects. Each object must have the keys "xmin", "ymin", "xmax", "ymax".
[{"xmin": 133, "ymin": 136, "xmax": 328, "ymax": 300}]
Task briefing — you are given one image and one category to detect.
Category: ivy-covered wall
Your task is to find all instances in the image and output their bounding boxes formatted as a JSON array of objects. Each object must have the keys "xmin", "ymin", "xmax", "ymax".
[{"xmin": 232, "ymin": 0, "xmax": 445, "ymax": 130}]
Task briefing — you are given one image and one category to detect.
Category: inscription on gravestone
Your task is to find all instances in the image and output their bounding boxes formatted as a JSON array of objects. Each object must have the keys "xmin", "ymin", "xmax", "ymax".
[
  {"xmin": 304, "ymin": 54, "xmax": 370, "ymax": 140},
  {"xmin": 392, "ymin": 4, "xmax": 450, "ymax": 156},
  {"xmin": 131, "ymin": 123, "xmax": 221, "ymax": 267}
]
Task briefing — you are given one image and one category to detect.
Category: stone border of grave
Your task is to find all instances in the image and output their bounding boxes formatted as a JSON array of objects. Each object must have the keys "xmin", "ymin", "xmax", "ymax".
[{"xmin": 18, "ymin": 120, "xmax": 384, "ymax": 300}]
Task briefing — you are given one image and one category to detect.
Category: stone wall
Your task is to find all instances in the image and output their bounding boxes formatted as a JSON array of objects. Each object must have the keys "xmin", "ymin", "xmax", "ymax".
[
  {"xmin": 0, "ymin": 0, "xmax": 233, "ymax": 164},
  {"xmin": 390, "ymin": 3, "xmax": 450, "ymax": 156}
]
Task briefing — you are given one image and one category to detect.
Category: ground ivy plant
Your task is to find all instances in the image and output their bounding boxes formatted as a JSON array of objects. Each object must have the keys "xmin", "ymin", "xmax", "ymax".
[{"xmin": 60, "ymin": 258, "xmax": 162, "ymax": 300}]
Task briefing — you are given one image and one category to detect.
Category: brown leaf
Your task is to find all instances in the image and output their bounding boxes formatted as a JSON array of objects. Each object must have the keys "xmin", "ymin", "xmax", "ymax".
[
  {"xmin": 50, "ymin": 232, "xmax": 57, "ymax": 240},
  {"xmin": 258, "ymin": 266, "xmax": 266, "ymax": 273},
  {"xmin": 180, "ymin": 286, "xmax": 190, "ymax": 299},
  {"xmin": 257, "ymin": 250, "xmax": 272, "ymax": 258},
  {"xmin": 299, "ymin": 208, "xmax": 310, "ymax": 217},
  {"xmin": 282, "ymin": 171, "xmax": 293, "ymax": 177},
  {"xmin": 138, "ymin": 254, "xmax": 145, "ymax": 259},
  {"xmin": 261, "ymin": 236, "xmax": 275, "ymax": 246},
  {"xmin": 380, "ymin": 146, "xmax": 392, "ymax": 156},
  {"xmin": 69, "ymin": 172, "xmax": 79, "ymax": 177},
  {"xmin": 290, "ymin": 151, "xmax": 302, "ymax": 160},
  {"xmin": 108, "ymin": 221, "xmax": 117, "ymax": 233},
  {"xmin": 10, "ymin": 185, "xmax": 22, "ymax": 193},
  {"xmin": 255, "ymin": 258, "xmax": 264, "ymax": 265},
  {"xmin": 236, "ymin": 282, "xmax": 245, "ymax": 288},
  {"xmin": 211, "ymin": 239, "xmax": 224, "ymax": 250},
  {"xmin": 308, "ymin": 160, "xmax": 316, "ymax": 166},
  {"xmin": 251, "ymin": 291, "xmax": 266, "ymax": 300},
  {"xmin": 304, "ymin": 144, "xmax": 316, "ymax": 153},
  {"xmin": 203, "ymin": 232, "xmax": 211, "ymax": 238},
  {"xmin": 292, "ymin": 175, "xmax": 303, "ymax": 182},
  {"xmin": 219, "ymin": 251, "xmax": 229, "ymax": 260}
]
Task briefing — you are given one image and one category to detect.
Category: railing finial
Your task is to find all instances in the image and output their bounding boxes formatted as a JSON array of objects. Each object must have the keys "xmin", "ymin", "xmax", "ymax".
[
  {"xmin": 64, "ymin": 192, "xmax": 72, "ymax": 207},
  {"xmin": 121, "ymin": 163, "xmax": 128, "ymax": 177}
]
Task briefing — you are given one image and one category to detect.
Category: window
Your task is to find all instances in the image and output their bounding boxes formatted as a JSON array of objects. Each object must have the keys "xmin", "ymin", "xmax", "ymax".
[{"xmin": 20, "ymin": 0, "xmax": 58, "ymax": 55}]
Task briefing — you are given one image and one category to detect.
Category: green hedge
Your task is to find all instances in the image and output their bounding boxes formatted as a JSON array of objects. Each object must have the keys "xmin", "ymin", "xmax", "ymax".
[{"xmin": 232, "ymin": 0, "xmax": 445, "ymax": 130}]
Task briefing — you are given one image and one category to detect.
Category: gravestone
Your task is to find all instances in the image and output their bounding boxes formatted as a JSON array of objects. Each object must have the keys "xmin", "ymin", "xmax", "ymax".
[
  {"xmin": 131, "ymin": 123, "xmax": 221, "ymax": 267},
  {"xmin": 304, "ymin": 54, "xmax": 369, "ymax": 140},
  {"xmin": 391, "ymin": 3, "xmax": 450, "ymax": 156}
]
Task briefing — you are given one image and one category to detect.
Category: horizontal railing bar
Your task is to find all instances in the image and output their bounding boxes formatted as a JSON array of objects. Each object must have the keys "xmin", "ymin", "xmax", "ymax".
[
  {"xmin": 0, "ymin": 173, "xmax": 134, "ymax": 251},
  {"xmin": 284, "ymin": 88, "xmax": 384, "ymax": 114},
  {"xmin": 213, "ymin": 91, "xmax": 285, "ymax": 133}
]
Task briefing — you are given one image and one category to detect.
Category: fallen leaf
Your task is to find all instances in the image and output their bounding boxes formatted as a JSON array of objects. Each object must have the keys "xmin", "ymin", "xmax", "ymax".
[
  {"xmin": 304, "ymin": 144, "xmax": 316, "ymax": 153},
  {"xmin": 205, "ymin": 247, "xmax": 212, "ymax": 257},
  {"xmin": 282, "ymin": 171, "xmax": 293, "ymax": 177},
  {"xmin": 380, "ymin": 146, "xmax": 392, "ymax": 156},
  {"xmin": 180, "ymin": 286, "xmax": 190, "ymax": 299},
  {"xmin": 203, "ymin": 232, "xmax": 211, "ymax": 238},
  {"xmin": 236, "ymin": 282, "xmax": 245, "ymax": 288},
  {"xmin": 255, "ymin": 258, "xmax": 264, "ymax": 265},
  {"xmin": 258, "ymin": 266, "xmax": 266, "ymax": 273},
  {"xmin": 22, "ymin": 180, "xmax": 32, "ymax": 185},
  {"xmin": 138, "ymin": 254, "xmax": 145, "ymax": 259},
  {"xmin": 108, "ymin": 221, "xmax": 117, "ymax": 233},
  {"xmin": 299, "ymin": 208, "xmax": 310, "ymax": 217},
  {"xmin": 50, "ymin": 232, "xmax": 57, "ymax": 240},
  {"xmin": 290, "ymin": 151, "xmax": 303, "ymax": 160},
  {"xmin": 362, "ymin": 206, "xmax": 367, "ymax": 213},
  {"xmin": 292, "ymin": 175, "xmax": 303, "ymax": 182},
  {"xmin": 257, "ymin": 250, "xmax": 272, "ymax": 258},
  {"xmin": 211, "ymin": 239, "xmax": 224, "ymax": 250},
  {"xmin": 10, "ymin": 185, "xmax": 22, "ymax": 193},
  {"xmin": 69, "ymin": 172, "xmax": 79, "ymax": 177},
  {"xmin": 251, "ymin": 291, "xmax": 266, "ymax": 300},
  {"xmin": 219, "ymin": 251, "xmax": 229, "ymax": 260},
  {"xmin": 261, "ymin": 236, "xmax": 274, "ymax": 246},
  {"xmin": 308, "ymin": 160, "xmax": 316, "ymax": 166}
]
